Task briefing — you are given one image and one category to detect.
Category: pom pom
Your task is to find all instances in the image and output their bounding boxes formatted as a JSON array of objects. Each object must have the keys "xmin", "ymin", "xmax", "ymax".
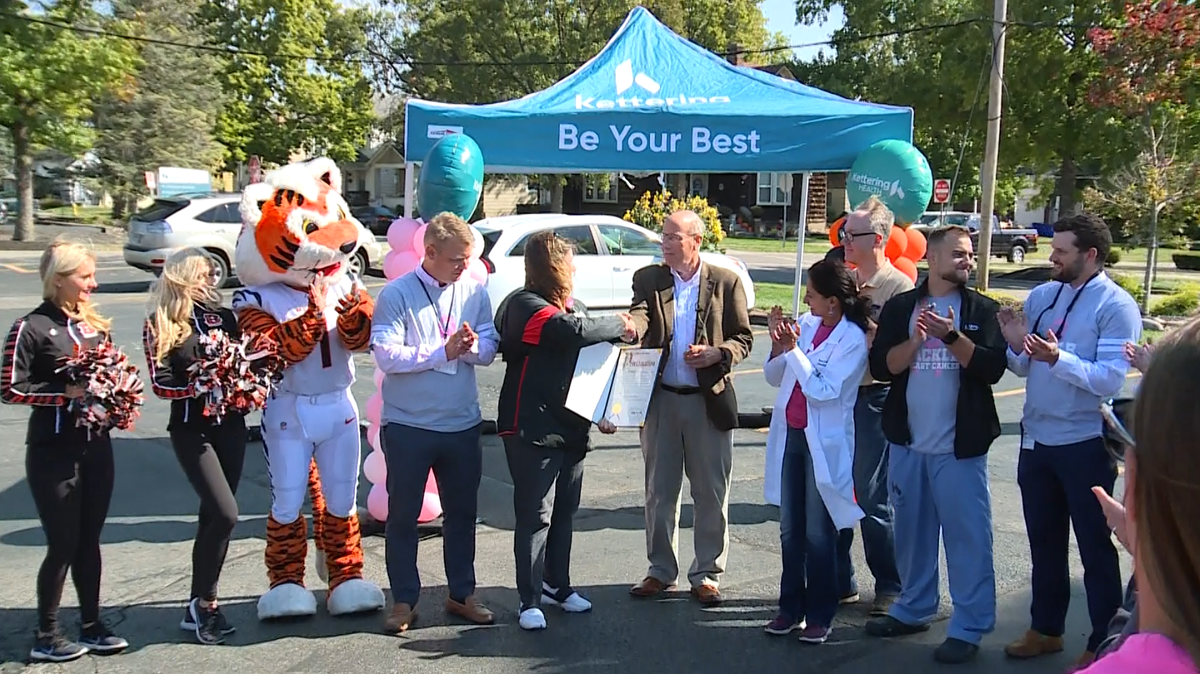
[
  {"xmin": 56, "ymin": 341, "xmax": 145, "ymax": 434},
  {"xmin": 187, "ymin": 330, "xmax": 287, "ymax": 422}
]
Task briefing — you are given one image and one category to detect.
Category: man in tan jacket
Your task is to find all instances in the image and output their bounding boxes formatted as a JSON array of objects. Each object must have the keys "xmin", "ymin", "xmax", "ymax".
[{"xmin": 626, "ymin": 210, "xmax": 754, "ymax": 606}]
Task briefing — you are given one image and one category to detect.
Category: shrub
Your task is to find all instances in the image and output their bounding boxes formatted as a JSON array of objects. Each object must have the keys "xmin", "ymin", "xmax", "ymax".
[
  {"xmin": 1173, "ymin": 253, "xmax": 1200, "ymax": 271},
  {"xmin": 624, "ymin": 190, "xmax": 725, "ymax": 251},
  {"xmin": 1150, "ymin": 292, "xmax": 1199, "ymax": 317},
  {"xmin": 1105, "ymin": 248, "xmax": 1121, "ymax": 266},
  {"xmin": 1111, "ymin": 273, "xmax": 1146, "ymax": 305}
]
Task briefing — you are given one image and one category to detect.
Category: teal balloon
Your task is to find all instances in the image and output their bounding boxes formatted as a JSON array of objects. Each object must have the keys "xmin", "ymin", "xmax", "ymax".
[
  {"xmin": 846, "ymin": 140, "xmax": 934, "ymax": 223},
  {"xmin": 417, "ymin": 133, "xmax": 485, "ymax": 221}
]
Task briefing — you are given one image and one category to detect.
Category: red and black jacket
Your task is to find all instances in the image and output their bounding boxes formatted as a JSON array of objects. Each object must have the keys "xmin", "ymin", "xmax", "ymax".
[
  {"xmin": 143, "ymin": 301, "xmax": 244, "ymax": 430},
  {"xmin": 496, "ymin": 288, "xmax": 626, "ymax": 449},
  {"xmin": 1, "ymin": 301, "xmax": 109, "ymax": 445}
]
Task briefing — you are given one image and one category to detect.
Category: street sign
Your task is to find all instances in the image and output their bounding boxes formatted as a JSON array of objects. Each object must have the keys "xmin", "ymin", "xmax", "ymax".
[
  {"xmin": 248, "ymin": 155, "xmax": 262, "ymax": 184},
  {"xmin": 933, "ymin": 178, "xmax": 951, "ymax": 204}
]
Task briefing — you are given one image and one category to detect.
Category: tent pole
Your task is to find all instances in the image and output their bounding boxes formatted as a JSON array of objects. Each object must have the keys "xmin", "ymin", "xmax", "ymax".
[
  {"xmin": 792, "ymin": 173, "xmax": 811, "ymax": 318},
  {"xmin": 403, "ymin": 162, "xmax": 416, "ymax": 219}
]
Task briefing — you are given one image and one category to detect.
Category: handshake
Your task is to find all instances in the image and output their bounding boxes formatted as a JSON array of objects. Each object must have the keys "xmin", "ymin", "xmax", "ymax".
[
  {"xmin": 444, "ymin": 322, "xmax": 478, "ymax": 361},
  {"xmin": 616, "ymin": 312, "xmax": 638, "ymax": 344}
]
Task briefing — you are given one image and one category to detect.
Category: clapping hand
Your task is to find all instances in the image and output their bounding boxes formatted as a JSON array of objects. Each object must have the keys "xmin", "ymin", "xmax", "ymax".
[
  {"xmin": 308, "ymin": 282, "xmax": 328, "ymax": 313},
  {"xmin": 598, "ymin": 419, "xmax": 617, "ymax": 434},
  {"xmin": 997, "ymin": 307, "xmax": 1028, "ymax": 353},
  {"xmin": 336, "ymin": 289, "xmax": 365, "ymax": 315},
  {"xmin": 445, "ymin": 322, "xmax": 477, "ymax": 360},
  {"xmin": 1124, "ymin": 341, "xmax": 1153, "ymax": 374},
  {"xmin": 684, "ymin": 344, "xmax": 723, "ymax": 368},
  {"xmin": 917, "ymin": 304, "xmax": 955, "ymax": 341},
  {"xmin": 770, "ymin": 314, "xmax": 798, "ymax": 352},
  {"xmin": 617, "ymin": 312, "xmax": 638, "ymax": 343},
  {"xmin": 1024, "ymin": 329, "xmax": 1060, "ymax": 364}
]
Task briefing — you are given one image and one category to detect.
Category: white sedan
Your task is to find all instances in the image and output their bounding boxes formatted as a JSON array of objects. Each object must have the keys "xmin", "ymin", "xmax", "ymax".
[{"xmin": 474, "ymin": 214, "xmax": 756, "ymax": 313}]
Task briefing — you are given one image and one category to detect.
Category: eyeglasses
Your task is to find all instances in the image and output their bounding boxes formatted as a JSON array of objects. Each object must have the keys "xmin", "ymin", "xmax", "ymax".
[
  {"xmin": 1100, "ymin": 398, "xmax": 1134, "ymax": 462},
  {"xmin": 838, "ymin": 228, "xmax": 877, "ymax": 245}
]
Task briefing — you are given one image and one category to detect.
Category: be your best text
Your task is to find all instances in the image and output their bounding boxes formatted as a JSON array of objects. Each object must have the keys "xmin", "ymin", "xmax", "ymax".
[{"xmin": 558, "ymin": 123, "xmax": 761, "ymax": 155}]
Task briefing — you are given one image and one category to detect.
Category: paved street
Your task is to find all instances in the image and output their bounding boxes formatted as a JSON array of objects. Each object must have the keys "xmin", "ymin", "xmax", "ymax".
[{"xmin": 0, "ymin": 252, "xmax": 1133, "ymax": 673}]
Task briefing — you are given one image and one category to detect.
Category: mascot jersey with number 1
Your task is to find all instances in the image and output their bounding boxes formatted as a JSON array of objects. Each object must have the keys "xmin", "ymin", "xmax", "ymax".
[{"xmin": 232, "ymin": 158, "xmax": 385, "ymax": 620}]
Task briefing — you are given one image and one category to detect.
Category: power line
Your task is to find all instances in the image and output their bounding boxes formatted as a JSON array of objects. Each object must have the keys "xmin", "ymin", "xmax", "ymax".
[{"xmin": 0, "ymin": 10, "xmax": 1115, "ymax": 67}]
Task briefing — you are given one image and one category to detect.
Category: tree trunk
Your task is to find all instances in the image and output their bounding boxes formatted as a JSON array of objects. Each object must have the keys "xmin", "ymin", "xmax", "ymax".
[
  {"xmin": 1055, "ymin": 156, "xmax": 1078, "ymax": 219},
  {"xmin": 12, "ymin": 121, "xmax": 35, "ymax": 242},
  {"xmin": 1140, "ymin": 206, "xmax": 1158, "ymax": 316},
  {"xmin": 111, "ymin": 194, "xmax": 130, "ymax": 221},
  {"xmin": 550, "ymin": 177, "xmax": 564, "ymax": 213}
]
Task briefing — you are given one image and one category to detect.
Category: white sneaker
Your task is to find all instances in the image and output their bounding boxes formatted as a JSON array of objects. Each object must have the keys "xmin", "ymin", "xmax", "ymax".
[
  {"xmin": 518, "ymin": 607, "xmax": 547, "ymax": 631},
  {"xmin": 541, "ymin": 584, "xmax": 593, "ymax": 613}
]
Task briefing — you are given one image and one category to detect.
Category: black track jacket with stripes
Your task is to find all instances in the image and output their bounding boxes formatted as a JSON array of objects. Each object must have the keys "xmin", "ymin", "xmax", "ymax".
[
  {"xmin": 495, "ymin": 289, "xmax": 628, "ymax": 449},
  {"xmin": 143, "ymin": 302, "xmax": 243, "ymax": 430},
  {"xmin": 1, "ymin": 301, "xmax": 108, "ymax": 445}
]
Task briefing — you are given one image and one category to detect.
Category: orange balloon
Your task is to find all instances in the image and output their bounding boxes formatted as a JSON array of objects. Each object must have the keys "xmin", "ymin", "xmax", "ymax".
[
  {"xmin": 885, "ymin": 225, "xmax": 908, "ymax": 261},
  {"xmin": 893, "ymin": 255, "xmax": 918, "ymax": 283},
  {"xmin": 904, "ymin": 226, "xmax": 927, "ymax": 261},
  {"xmin": 828, "ymin": 216, "xmax": 846, "ymax": 247}
]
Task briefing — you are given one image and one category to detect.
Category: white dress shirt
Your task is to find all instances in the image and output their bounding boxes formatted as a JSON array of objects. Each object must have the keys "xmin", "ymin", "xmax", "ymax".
[{"xmin": 661, "ymin": 263, "xmax": 702, "ymax": 388}]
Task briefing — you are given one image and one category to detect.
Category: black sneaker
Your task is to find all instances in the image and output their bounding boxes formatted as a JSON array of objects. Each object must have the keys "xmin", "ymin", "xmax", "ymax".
[
  {"xmin": 180, "ymin": 601, "xmax": 236, "ymax": 635},
  {"xmin": 189, "ymin": 598, "xmax": 225, "ymax": 645},
  {"xmin": 78, "ymin": 621, "xmax": 128, "ymax": 655},
  {"xmin": 29, "ymin": 632, "xmax": 89, "ymax": 663}
]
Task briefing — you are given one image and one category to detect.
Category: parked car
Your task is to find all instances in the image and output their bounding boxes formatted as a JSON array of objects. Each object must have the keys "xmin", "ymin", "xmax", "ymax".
[
  {"xmin": 123, "ymin": 193, "xmax": 383, "ymax": 287},
  {"xmin": 474, "ymin": 213, "xmax": 756, "ymax": 312},
  {"xmin": 351, "ymin": 204, "xmax": 397, "ymax": 236},
  {"xmin": 913, "ymin": 212, "xmax": 1038, "ymax": 263}
]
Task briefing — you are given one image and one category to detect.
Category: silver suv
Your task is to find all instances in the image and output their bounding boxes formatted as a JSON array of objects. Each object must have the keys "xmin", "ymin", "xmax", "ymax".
[{"xmin": 123, "ymin": 193, "xmax": 382, "ymax": 287}]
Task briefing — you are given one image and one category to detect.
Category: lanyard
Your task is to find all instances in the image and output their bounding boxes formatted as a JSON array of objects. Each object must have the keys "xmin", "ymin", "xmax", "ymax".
[
  {"xmin": 419, "ymin": 281, "xmax": 456, "ymax": 339},
  {"xmin": 1032, "ymin": 271, "xmax": 1100, "ymax": 340}
]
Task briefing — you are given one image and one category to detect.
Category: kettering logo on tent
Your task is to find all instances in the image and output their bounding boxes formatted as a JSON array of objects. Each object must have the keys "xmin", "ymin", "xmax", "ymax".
[{"xmin": 574, "ymin": 59, "xmax": 732, "ymax": 110}]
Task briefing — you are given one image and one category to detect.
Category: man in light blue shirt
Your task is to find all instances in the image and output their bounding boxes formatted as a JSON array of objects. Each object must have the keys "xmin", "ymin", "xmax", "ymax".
[
  {"xmin": 998, "ymin": 213, "xmax": 1142, "ymax": 667},
  {"xmin": 370, "ymin": 212, "xmax": 499, "ymax": 634}
]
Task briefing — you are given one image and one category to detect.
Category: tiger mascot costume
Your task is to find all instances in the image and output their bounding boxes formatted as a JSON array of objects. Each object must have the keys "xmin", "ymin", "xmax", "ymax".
[{"xmin": 232, "ymin": 158, "xmax": 386, "ymax": 620}]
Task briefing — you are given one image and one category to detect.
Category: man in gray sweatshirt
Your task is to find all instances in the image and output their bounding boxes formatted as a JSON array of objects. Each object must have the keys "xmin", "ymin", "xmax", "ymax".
[{"xmin": 370, "ymin": 213, "xmax": 500, "ymax": 634}]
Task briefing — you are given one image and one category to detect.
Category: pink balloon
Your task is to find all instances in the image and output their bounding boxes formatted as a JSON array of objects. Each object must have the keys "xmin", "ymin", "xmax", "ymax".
[
  {"xmin": 384, "ymin": 250, "xmax": 421, "ymax": 280},
  {"xmin": 466, "ymin": 257, "xmax": 488, "ymax": 285},
  {"xmin": 367, "ymin": 483, "xmax": 389, "ymax": 522},
  {"xmin": 418, "ymin": 492, "xmax": 442, "ymax": 523},
  {"xmin": 363, "ymin": 448, "xmax": 386, "ymax": 485},
  {"xmin": 387, "ymin": 217, "xmax": 422, "ymax": 252},
  {"xmin": 372, "ymin": 367, "xmax": 385, "ymax": 388},
  {"xmin": 365, "ymin": 393, "xmax": 382, "ymax": 427},
  {"xmin": 367, "ymin": 423, "xmax": 380, "ymax": 453},
  {"xmin": 411, "ymin": 224, "xmax": 428, "ymax": 255},
  {"xmin": 423, "ymin": 470, "xmax": 439, "ymax": 495}
]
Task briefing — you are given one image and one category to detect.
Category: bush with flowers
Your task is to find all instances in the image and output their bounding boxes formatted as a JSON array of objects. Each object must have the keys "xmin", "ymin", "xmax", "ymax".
[{"xmin": 623, "ymin": 190, "xmax": 725, "ymax": 251}]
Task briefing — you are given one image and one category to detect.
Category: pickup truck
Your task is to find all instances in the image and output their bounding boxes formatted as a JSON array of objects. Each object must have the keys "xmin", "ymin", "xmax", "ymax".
[{"xmin": 913, "ymin": 213, "xmax": 1039, "ymax": 263}]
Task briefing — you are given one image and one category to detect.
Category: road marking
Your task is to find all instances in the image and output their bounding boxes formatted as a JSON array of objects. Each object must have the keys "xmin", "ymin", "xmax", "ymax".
[
  {"xmin": 734, "ymin": 368, "xmax": 762, "ymax": 377},
  {"xmin": 0, "ymin": 263, "xmax": 33, "ymax": 273}
]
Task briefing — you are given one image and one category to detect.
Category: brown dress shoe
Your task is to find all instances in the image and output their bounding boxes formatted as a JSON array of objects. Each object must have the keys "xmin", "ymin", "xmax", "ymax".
[
  {"xmin": 446, "ymin": 595, "xmax": 495, "ymax": 625},
  {"xmin": 1072, "ymin": 650, "xmax": 1097, "ymax": 670},
  {"xmin": 629, "ymin": 577, "xmax": 676, "ymax": 598},
  {"xmin": 384, "ymin": 603, "xmax": 417, "ymax": 634},
  {"xmin": 691, "ymin": 583, "xmax": 722, "ymax": 607},
  {"xmin": 1004, "ymin": 630, "xmax": 1065, "ymax": 659}
]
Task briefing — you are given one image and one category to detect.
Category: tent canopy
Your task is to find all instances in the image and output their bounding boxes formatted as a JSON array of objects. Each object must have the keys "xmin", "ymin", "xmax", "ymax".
[{"xmin": 403, "ymin": 7, "xmax": 913, "ymax": 174}]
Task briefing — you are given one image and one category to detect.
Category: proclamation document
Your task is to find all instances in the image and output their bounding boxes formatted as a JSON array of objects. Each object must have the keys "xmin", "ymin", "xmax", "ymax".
[{"xmin": 605, "ymin": 348, "xmax": 661, "ymax": 427}]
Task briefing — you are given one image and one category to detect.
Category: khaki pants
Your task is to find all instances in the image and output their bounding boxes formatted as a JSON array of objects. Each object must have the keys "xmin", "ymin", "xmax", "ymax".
[{"xmin": 640, "ymin": 389, "xmax": 734, "ymax": 588}]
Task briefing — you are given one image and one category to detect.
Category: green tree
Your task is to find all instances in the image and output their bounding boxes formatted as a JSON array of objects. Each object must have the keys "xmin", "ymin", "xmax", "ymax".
[
  {"xmin": 0, "ymin": 3, "xmax": 137, "ymax": 240},
  {"xmin": 1084, "ymin": 0, "xmax": 1200, "ymax": 313},
  {"xmin": 93, "ymin": 0, "xmax": 227, "ymax": 220},
  {"xmin": 198, "ymin": 0, "xmax": 376, "ymax": 166},
  {"xmin": 370, "ymin": 0, "xmax": 785, "ymax": 210}
]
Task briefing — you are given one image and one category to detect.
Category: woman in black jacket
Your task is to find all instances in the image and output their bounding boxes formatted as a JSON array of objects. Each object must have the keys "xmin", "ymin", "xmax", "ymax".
[
  {"xmin": 495, "ymin": 229, "xmax": 637, "ymax": 631},
  {"xmin": 143, "ymin": 248, "xmax": 249, "ymax": 645},
  {"xmin": 1, "ymin": 240, "xmax": 129, "ymax": 662}
]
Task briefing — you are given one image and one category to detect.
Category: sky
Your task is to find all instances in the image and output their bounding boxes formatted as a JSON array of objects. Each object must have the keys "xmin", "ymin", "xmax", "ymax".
[{"xmin": 759, "ymin": 0, "xmax": 844, "ymax": 62}]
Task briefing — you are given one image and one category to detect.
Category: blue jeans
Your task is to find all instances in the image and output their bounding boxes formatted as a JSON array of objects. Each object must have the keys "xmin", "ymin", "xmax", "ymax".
[
  {"xmin": 777, "ymin": 427, "xmax": 839, "ymax": 627},
  {"xmin": 837, "ymin": 385, "xmax": 902, "ymax": 597},
  {"xmin": 888, "ymin": 444, "xmax": 996, "ymax": 645}
]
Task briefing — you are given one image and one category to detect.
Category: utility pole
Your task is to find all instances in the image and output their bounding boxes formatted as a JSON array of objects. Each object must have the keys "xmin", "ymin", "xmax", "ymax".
[{"xmin": 975, "ymin": 0, "xmax": 1009, "ymax": 291}]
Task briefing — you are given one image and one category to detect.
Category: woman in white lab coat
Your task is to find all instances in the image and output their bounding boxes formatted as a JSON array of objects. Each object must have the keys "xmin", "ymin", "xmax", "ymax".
[{"xmin": 761, "ymin": 259, "xmax": 869, "ymax": 644}]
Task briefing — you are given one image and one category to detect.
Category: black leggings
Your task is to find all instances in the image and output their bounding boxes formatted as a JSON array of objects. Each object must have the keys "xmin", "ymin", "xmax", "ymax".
[
  {"xmin": 170, "ymin": 418, "xmax": 247, "ymax": 602},
  {"xmin": 25, "ymin": 438, "xmax": 115, "ymax": 635}
]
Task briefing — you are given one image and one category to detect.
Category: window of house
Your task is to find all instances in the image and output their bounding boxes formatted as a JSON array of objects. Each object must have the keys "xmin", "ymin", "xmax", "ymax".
[
  {"xmin": 756, "ymin": 172, "xmax": 792, "ymax": 206},
  {"xmin": 375, "ymin": 167, "xmax": 402, "ymax": 198},
  {"xmin": 583, "ymin": 174, "xmax": 618, "ymax": 203}
]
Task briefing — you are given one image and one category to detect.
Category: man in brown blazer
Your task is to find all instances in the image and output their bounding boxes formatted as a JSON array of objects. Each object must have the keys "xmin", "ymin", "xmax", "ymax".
[{"xmin": 627, "ymin": 209, "xmax": 754, "ymax": 606}]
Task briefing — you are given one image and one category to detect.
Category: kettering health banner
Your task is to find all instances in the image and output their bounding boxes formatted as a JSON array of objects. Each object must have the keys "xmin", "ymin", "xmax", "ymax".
[{"xmin": 404, "ymin": 7, "xmax": 913, "ymax": 174}]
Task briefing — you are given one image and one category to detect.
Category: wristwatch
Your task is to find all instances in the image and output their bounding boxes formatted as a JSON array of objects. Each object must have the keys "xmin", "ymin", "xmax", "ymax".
[{"xmin": 943, "ymin": 329, "xmax": 961, "ymax": 345}]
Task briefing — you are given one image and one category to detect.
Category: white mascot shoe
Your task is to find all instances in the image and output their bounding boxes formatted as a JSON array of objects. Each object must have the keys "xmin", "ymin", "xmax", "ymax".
[
  {"xmin": 327, "ymin": 578, "xmax": 386, "ymax": 616},
  {"xmin": 257, "ymin": 582, "xmax": 318, "ymax": 621}
]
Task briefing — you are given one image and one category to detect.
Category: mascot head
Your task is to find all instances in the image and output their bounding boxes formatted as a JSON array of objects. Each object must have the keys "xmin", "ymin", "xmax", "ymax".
[{"xmin": 236, "ymin": 158, "xmax": 371, "ymax": 289}]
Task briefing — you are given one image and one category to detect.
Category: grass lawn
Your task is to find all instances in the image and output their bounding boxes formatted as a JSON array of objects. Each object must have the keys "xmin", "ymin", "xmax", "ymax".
[
  {"xmin": 722, "ymin": 236, "xmax": 832, "ymax": 255},
  {"xmin": 42, "ymin": 205, "xmax": 112, "ymax": 225},
  {"xmin": 753, "ymin": 282, "xmax": 804, "ymax": 312}
]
